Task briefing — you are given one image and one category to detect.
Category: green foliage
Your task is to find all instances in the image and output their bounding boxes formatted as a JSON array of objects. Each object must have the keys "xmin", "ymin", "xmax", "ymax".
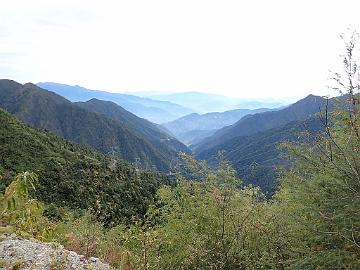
[
  {"xmin": 112, "ymin": 155, "xmax": 290, "ymax": 269},
  {"xmin": 0, "ymin": 167, "xmax": 289, "ymax": 269},
  {"xmin": 197, "ymin": 117, "xmax": 323, "ymax": 194},
  {"xmin": 277, "ymin": 105, "xmax": 360, "ymax": 268},
  {"xmin": 0, "ymin": 172, "xmax": 51, "ymax": 238},
  {"xmin": 59, "ymin": 211, "xmax": 105, "ymax": 258},
  {"xmin": 276, "ymin": 30, "xmax": 360, "ymax": 269},
  {"xmin": 0, "ymin": 108, "xmax": 167, "ymax": 225}
]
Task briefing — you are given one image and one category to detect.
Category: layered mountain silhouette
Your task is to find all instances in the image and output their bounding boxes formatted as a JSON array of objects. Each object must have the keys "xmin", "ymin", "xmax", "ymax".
[
  {"xmin": 193, "ymin": 94, "xmax": 330, "ymax": 152},
  {"xmin": 37, "ymin": 82, "xmax": 194, "ymax": 123},
  {"xmin": 0, "ymin": 80, "xmax": 189, "ymax": 171},
  {"xmin": 1, "ymin": 78, "xmax": 344, "ymax": 194},
  {"xmin": 134, "ymin": 91, "xmax": 289, "ymax": 113},
  {"xmin": 193, "ymin": 94, "xmax": 345, "ymax": 193},
  {"xmin": 75, "ymin": 98, "xmax": 189, "ymax": 155},
  {"xmin": 163, "ymin": 108, "xmax": 273, "ymax": 145}
]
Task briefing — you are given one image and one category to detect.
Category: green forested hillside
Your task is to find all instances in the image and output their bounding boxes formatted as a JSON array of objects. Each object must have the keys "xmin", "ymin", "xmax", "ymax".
[
  {"xmin": 196, "ymin": 117, "xmax": 323, "ymax": 193},
  {"xmin": 0, "ymin": 80, "xmax": 188, "ymax": 171},
  {"xmin": 0, "ymin": 108, "xmax": 167, "ymax": 225},
  {"xmin": 192, "ymin": 94, "xmax": 335, "ymax": 193},
  {"xmin": 75, "ymin": 98, "xmax": 189, "ymax": 157}
]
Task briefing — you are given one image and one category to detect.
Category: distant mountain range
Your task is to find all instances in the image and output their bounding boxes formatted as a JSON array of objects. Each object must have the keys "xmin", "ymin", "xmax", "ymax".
[
  {"xmin": 0, "ymin": 80, "xmax": 189, "ymax": 171},
  {"xmin": 163, "ymin": 108, "xmax": 274, "ymax": 145},
  {"xmin": 193, "ymin": 94, "xmax": 340, "ymax": 193},
  {"xmin": 134, "ymin": 91, "xmax": 290, "ymax": 113},
  {"xmin": 1, "ymin": 78, "xmax": 340, "ymax": 195},
  {"xmin": 37, "ymin": 82, "xmax": 194, "ymax": 123},
  {"xmin": 193, "ymin": 94, "xmax": 329, "ymax": 152}
]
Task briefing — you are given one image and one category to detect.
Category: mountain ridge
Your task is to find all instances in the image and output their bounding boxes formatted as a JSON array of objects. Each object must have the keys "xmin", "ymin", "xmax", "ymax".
[
  {"xmin": 0, "ymin": 79, "xmax": 189, "ymax": 171},
  {"xmin": 196, "ymin": 117, "xmax": 324, "ymax": 193},
  {"xmin": 37, "ymin": 82, "xmax": 194, "ymax": 123},
  {"xmin": 0, "ymin": 107, "xmax": 166, "ymax": 224},
  {"xmin": 133, "ymin": 91, "xmax": 289, "ymax": 112},
  {"xmin": 75, "ymin": 98, "xmax": 189, "ymax": 157},
  {"xmin": 163, "ymin": 107, "xmax": 274, "ymax": 145},
  {"xmin": 193, "ymin": 94, "xmax": 330, "ymax": 152}
]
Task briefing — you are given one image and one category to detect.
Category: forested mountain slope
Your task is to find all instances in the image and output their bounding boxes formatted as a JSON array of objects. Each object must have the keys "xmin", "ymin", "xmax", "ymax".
[
  {"xmin": 0, "ymin": 80, "xmax": 189, "ymax": 171},
  {"xmin": 75, "ymin": 98, "xmax": 188, "ymax": 156},
  {"xmin": 0, "ymin": 108, "xmax": 167, "ymax": 225},
  {"xmin": 196, "ymin": 117, "xmax": 323, "ymax": 193},
  {"xmin": 37, "ymin": 82, "xmax": 194, "ymax": 123},
  {"xmin": 194, "ymin": 94, "xmax": 329, "ymax": 152}
]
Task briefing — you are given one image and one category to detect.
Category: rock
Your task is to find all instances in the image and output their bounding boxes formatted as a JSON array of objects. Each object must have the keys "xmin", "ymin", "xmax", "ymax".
[
  {"xmin": 90, "ymin": 257, "xmax": 98, "ymax": 262},
  {"xmin": 0, "ymin": 234, "xmax": 113, "ymax": 270}
]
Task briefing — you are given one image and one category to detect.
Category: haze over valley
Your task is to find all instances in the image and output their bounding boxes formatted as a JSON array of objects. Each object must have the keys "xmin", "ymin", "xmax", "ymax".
[
  {"xmin": 0, "ymin": 79, "xmax": 338, "ymax": 195},
  {"xmin": 1, "ymin": 1, "xmax": 360, "ymax": 269}
]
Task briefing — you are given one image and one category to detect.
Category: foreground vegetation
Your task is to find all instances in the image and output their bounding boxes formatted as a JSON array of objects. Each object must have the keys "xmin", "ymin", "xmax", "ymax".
[
  {"xmin": 1, "ymin": 32, "xmax": 360, "ymax": 269},
  {"xmin": 0, "ymin": 108, "xmax": 168, "ymax": 226}
]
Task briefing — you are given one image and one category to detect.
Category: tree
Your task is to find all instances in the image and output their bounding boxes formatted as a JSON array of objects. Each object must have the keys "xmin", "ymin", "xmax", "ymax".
[
  {"xmin": 120, "ymin": 154, "xmax": 291, "ymax": 269},
  {"xmin": 278, "ymin": 29, "xmax": 360, "ymax": 269}
]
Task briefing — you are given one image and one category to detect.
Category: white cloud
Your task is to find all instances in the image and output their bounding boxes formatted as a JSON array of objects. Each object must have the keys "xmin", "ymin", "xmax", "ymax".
[{"xmin": 1, "ymin": 0, "xmax": 360, "ymax": 99}]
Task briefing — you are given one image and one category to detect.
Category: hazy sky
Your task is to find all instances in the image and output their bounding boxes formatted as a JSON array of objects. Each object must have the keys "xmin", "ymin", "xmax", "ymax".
[{"xmin": 1, "ymin": 0, "xmax": 360, "ymax": 99}]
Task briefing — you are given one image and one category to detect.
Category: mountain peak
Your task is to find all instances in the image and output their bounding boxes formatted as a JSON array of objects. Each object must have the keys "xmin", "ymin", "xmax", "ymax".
[
  {"xmin": 0, "ymin": 79, "xmax": 23, "ymax": 89},
  {"xmin": 87, "ymin": 98, "xmax": 103, "ymax": 103},
  {"xmin": 303, "ymin": 94, "xmax": 321, "ymax": 99},
  {"xmin": 23, "ymin": 82, "xmax": 38, "ymax": 88},
  {"xmin": 0, "ymin": 79, "xmax": 19, "ymax": 83},
  {"xmin": 293, "ymin": 94, "xmax": 325, "ymax": 106}
]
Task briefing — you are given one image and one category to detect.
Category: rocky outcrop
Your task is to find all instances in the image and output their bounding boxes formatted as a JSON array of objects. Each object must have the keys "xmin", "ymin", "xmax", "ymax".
[{"xmin": 0, "ymin": 234, "xmax": 112, "ymax": 270}]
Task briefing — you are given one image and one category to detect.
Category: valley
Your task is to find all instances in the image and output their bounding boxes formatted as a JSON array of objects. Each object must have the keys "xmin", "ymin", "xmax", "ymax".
[
  {"xmin": 1, "ymin": 14, "xmax": 359, "ymax": 267},
  {"xmin": 1, "ymin": 76, "xmax": 359, "ymax": 269},
  {"xmin": 0, "ymin": 79, "xmax": 336, "ymax": 195}
]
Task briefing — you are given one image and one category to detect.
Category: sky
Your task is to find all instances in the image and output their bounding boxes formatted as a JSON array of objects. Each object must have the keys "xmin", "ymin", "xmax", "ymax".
[{"xmin": 1, "ymin": 0, "xmax": 360, "ymax": 100}]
